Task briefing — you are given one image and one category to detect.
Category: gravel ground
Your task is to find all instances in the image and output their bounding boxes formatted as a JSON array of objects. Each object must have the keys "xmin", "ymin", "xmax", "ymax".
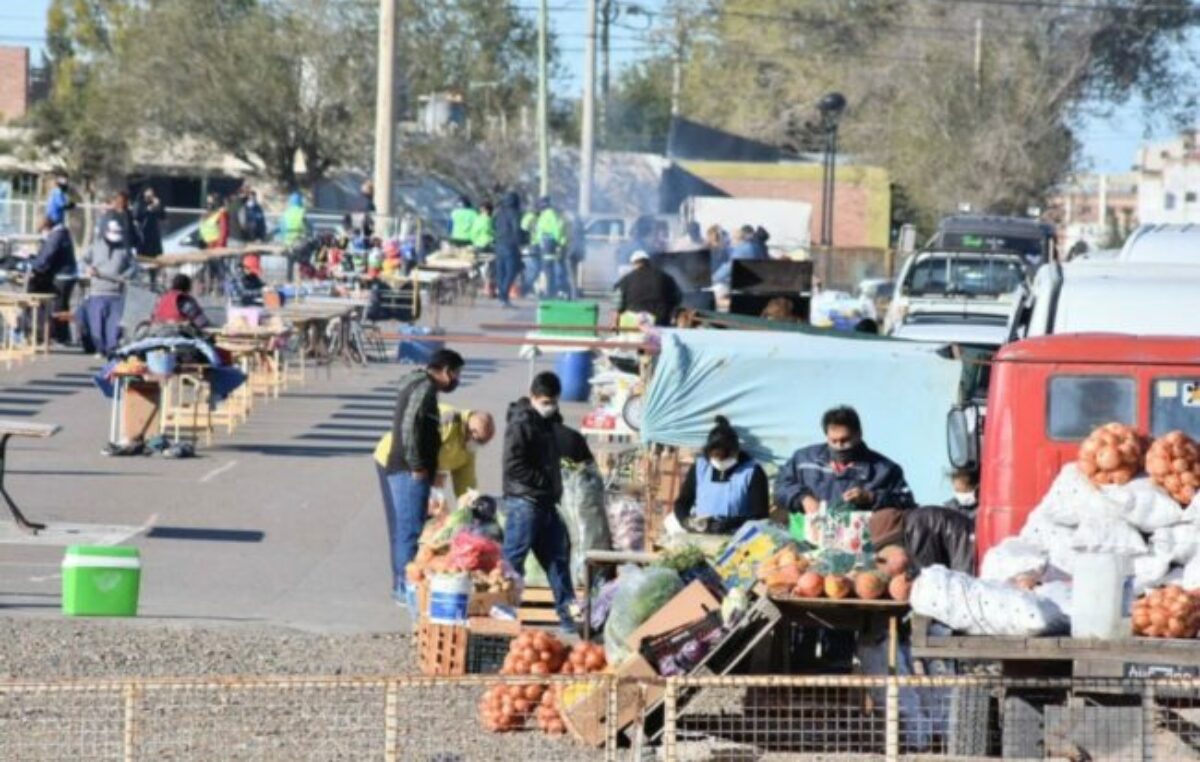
[{"xmin": 0, "ymin": 620, "xmax": 614, "ymax": 761}]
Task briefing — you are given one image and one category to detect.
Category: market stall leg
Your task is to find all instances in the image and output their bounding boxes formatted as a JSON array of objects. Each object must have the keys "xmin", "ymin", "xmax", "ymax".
[{"xmin": 0, "ymin": 434, "xmax": 46, "ymax": 533}]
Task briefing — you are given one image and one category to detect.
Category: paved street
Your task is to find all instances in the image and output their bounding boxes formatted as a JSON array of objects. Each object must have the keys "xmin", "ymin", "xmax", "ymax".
[{"xmin": 0, "ymin": 300, "xmax": 585, "ymax": 634}]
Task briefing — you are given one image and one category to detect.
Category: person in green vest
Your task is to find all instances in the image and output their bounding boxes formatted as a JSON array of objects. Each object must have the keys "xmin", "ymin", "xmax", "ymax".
[
  {"xmin": 536, "ymin": 196, "xmax": 571, "ymax": 299},
  {"xmin": 198, "ymin": 192, "xmax": 228, "ymax": 250},
  {"xmin": 278, "ymin": 192, "xmax": 311, "ymax": 246},
  {"xmin": 520, "ymin": 206, "xmax": 540, "ymax": 296},
  {"xmin": 470, "ymin": 201, "xmax": 495, "ymax": 253},
  {"xmin": 449, "ymin": 196, "xmax": 477, "ymax": 247}
]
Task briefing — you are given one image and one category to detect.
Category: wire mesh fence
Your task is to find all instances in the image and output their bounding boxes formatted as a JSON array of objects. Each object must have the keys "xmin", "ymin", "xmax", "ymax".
[{"xmin": 6, "ymin": 673, "xmax": 1200, "ymax": 761}]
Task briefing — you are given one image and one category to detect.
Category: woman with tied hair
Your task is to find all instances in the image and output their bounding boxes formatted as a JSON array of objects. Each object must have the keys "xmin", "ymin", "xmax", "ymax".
[{"xmin": 671, "ymin": 416, "xmax": 770, "ymax": 535}]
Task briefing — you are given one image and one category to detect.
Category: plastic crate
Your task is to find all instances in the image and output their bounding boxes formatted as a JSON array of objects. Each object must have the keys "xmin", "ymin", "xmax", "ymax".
[
  {"xmin": 416, "ymin": 617, "xmax": 520, "ymax": 676},
  {"xmin": 536, "ymin": 300, "xmax": 599, "ymax": 337}
]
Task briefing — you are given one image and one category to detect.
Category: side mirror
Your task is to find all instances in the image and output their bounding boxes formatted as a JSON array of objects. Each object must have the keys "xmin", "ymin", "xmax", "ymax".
[{"xmin": 947, "ymin": 406, "xmax": 979, "ymax": 470}]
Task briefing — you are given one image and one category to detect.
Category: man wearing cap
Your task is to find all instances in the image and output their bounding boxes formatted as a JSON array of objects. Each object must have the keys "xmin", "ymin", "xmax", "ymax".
[
  {"xmin": 81, "ymin": 191, "xmax": 138, "ymax": 356},
  {"xmin": 613, "ymin": 250, "xmax": 682, "ymax": 327}
]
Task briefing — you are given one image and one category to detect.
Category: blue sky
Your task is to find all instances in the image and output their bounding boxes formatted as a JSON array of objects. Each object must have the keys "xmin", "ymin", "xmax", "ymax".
[{"xmin": 0, "ymin": 0, "xmax": 1174, "ymax": 172}]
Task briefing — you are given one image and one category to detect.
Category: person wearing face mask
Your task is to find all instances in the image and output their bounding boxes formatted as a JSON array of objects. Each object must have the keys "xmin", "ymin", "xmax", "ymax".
[
  {"xmin": 775, "ymin": 405, "xmax": 915, "ymax": 517},
  {"xmin": 383, "ymin": 349, "xmax": 465, "ymax": 605},
  {"xmin": 502, "ymin": 371, "xmax": 577, "ymax": 634},
  {"xmin": 80, "ymin": 192, "xmax": 138, "ymax": 356},
  {"xmin": 944, "ymin": 468, "xmax": 979, "ymax": 513},
  {"xmin": 672, "ymin": 416, "xmax": 769, "ymax": 535}
]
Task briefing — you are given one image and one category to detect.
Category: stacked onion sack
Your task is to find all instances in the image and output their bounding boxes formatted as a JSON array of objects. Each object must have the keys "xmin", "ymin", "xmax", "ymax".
[
  {"xmin": 1077, "ymin": 422, "xmax": 1146, "ymax": 487},
  {"xmin": 1132, "ymin": 585, "xmax": 1200, "ymax": 639},
  {"xmin": 478, "ymin": 633, "xmax": 607, "ymax": 736},
  {"xmin": 1145, "ymin": 431, "xmax": 1200, "ymax": 506}
]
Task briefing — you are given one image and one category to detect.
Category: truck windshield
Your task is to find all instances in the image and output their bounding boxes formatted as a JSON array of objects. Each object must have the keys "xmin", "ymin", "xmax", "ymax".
[
  {"xmin": 940, "ymin": 232, "xmax": 1044, "ymax": 262},
  {"xmin": 1151, "ymin": 378, "xmax": 1200, "ymax": 439},
  {"xmin": 906, "ymin": 256, "xmax": 1025, "ymax": 297},
  {"xmin": 1047, "ymin": 375, "xmax": 1136, "ymax": 440}
]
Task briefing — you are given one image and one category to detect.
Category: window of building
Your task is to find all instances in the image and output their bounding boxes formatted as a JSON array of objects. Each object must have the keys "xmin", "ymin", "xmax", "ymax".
[
  {"xmin": 1166, "ymin": 192, "xmax": 1178, "ymax": 210},
  {"xmin": 1187, "ymin": 192, "xmax": 1197, "ymax": 203}
]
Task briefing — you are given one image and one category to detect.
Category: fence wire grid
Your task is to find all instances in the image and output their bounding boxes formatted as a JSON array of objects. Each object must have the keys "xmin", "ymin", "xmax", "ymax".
[{"xmin": 5, "ymin": 673, "xmax": 1200, "ymax": 761}]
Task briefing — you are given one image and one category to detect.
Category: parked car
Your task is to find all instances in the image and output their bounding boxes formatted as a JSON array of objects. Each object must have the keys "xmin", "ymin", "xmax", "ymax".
[{"xmin": 929, "ymin": 214, "xmax": 1057, "ymax": 268}]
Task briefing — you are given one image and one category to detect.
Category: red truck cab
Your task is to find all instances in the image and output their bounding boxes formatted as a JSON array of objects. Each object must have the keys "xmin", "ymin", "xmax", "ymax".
[{"xmin": 970, "ymin": 334, "xmax": 1200, "ymax": 561}]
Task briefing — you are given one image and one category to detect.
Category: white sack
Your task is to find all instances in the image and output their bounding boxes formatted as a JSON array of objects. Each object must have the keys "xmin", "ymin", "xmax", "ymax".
[
  {"xmin": 1103, "ymin": 478, "xmax": 1185, "ymax": 533},
  {"xmin": 1070, "ymin": 519, "xmax": 1147, "ymax": 556},
  {"xmin": 1151, "ymin": 524, "xmax": 1200, "ymax": 565},
  {"xmin": 980, "ymin": 537, "xmax": 1048, "ymax": 582},
  {"xmin": 1132, "ymin": 552, "xmax": 1173, "ymax": 594},
  {"xmin": 911, "ymin": 565, "xmax": 1068, "ymax": 636}
]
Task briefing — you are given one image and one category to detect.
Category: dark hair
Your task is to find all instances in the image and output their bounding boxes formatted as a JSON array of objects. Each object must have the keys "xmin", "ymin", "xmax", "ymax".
[
  {"xmin": 171, "ymin": 274, "xmax": 193, "ymax": 293},
  {"xmin": 951, "ymin": 467, "xmax": 979, "ymax": 486},
  {"xmin": 480, "ymin": 202, "xmax": 494, "ymax": 214},
  {"xmin": 754, "ymin": 226, "xmax": 770, "ymax": 243},
  {"xmin": 704, "ymin": 415, "xmax": 740, "ymax": 457},
  {"xmin": 531, "ymin": 371, "xmax": 562, "ymax": 398},
  {"xmin": 822, "ymin": 405, "xmax": 861, "ymax": 435},
  {"xmin": 427, "ymin": 349, "xmax": 465, "ymax": 372}
]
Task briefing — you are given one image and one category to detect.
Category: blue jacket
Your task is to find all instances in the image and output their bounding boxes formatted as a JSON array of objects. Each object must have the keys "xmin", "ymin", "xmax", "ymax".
[
  {"xmin": 774, "ymin": 442, "xmax": 915, "ymax": 513},
  {"xmin": 47, "ymin": 187, "xmax": 72, "ymax": 225},
  {"xmin": 493, "ymin": 192, "xmax": 523, "ymax": 258},
  {"xmin": 713, "ymin": 240, "xmax": 766, "ymax": 284}
]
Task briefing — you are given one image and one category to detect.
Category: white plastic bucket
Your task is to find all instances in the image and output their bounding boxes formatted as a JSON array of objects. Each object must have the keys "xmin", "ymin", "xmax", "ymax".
[
  {"xmin": 145, "ymin": 349, "xmax": 176, "ymax": 376},
  {"xmin": 1071, "ymin": 552, "xmax": 1133, "ymax": 639},
  {"xmin": 427, "ymin": 573, "xmax": 471, "ymax": 625}
]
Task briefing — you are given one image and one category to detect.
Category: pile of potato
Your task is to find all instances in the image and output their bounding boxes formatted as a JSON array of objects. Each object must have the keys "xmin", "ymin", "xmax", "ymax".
[
  {"xmin": 1132, "ymin": 585, "xmax": 1200, "ymax": 639},
  {"xmin": 1145, "ymin": 431, "xmax": 1200, "ymax": 506},
  {"xmin": 1077, "ymin": 422, "xmax": 1145, "ymax": 487},
  {"xmin": 481, "ymin": 631, "xmax": 581, "ymax": 734},
  {"xmin": 531, "ymin": 642, "xmax": 608, "ymax": 736}
]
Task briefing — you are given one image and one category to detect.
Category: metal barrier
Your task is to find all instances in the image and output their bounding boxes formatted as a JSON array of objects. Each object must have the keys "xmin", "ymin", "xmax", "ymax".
[{"xmin": 5, "ymin": 672, "xmax": 1200, "ymax": 760}]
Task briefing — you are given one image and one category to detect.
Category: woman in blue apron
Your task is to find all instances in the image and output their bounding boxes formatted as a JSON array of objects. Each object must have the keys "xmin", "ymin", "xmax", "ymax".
[{"xmin": 672, "ymin": 416, "xmax": 769, "ymax": 534}]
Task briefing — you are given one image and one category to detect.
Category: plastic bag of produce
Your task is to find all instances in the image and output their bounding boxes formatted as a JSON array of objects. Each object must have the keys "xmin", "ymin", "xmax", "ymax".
[
  {"xmin": 1070, "ymin": 518, "xmax": 1147, "ymax": 556},
  {"xmin": 557, "ymin": 460, "xmax": 612, "ymax": 583},
  {"xmin": 605, "ymin": 493, "xmax": 646, "ymax": 552},
  {"xmin": 419, "ymin": 506, "xmax": 473, "ymax": 551},
  {"xmin": 911, "ymin": 565, "xmax": 1067, "ymax": 636},
  {"xmin": 1150, "ymin": 523, "xmax": 1200, "ymax": 564},
  {"xmin": 448, "ymin": 531, "xmax": 502, "ymax": 573},
  {"xmin": 603, "ymin": 565, "xmax": 684, "ymax": 665},
  {"xmin": 980, "ymin": 537, "xmax": 1048, "ymax": 582}
]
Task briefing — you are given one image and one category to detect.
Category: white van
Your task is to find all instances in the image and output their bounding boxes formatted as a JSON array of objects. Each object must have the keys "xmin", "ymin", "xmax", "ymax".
[{"xmin": 1118, "ymin": 224, "xmax": 1200, "ymax": 264}]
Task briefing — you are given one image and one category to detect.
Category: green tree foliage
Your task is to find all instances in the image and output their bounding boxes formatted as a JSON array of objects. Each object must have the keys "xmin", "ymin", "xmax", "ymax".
[{"xmin": 605, "ymin": 56, "xmax": 674, "ymax": 154}]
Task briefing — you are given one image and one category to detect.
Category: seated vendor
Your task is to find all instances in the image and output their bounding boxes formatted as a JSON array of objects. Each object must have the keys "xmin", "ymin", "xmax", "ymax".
[
  {"xmin": 673, "ymin": 416, "xmax": 769, "ymax": 534},
  {"xmin": 151, "ymin": 274, "xmax": 211, "ymax": 332},
  {"xmin": 774, "ymin": 405, "xmax": 915, "ymax": 516}
]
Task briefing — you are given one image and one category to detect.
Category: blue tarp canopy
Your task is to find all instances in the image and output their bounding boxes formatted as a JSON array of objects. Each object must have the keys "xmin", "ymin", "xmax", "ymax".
[{"xmin": 641, "ymin": 329, "xmax": 964, "ymax": 505}]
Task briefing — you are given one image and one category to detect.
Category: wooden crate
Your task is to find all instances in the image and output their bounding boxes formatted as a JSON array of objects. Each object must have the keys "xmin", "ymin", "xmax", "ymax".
[
  {"xmin": 517, "ymin": 586, "xmax": 586, "ymax": 626},
  {"xmin": 416, "ymin": 616, "xmax": 520, "ymax": 676}
]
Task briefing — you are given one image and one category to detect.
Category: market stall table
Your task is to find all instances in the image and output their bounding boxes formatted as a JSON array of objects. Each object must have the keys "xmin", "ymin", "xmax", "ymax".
[
  {"xmin": 0, "ymin": 419, "xmax": 60, "ymax": 533},
  {"xmin": 0, "ymin": 291, "xmax": 55, "ymax": 362},
  {"xmin": 766, "ymin": 591, "xmax": 911, "ymax": 675},
  {"xmin": 275, "ymin": 301, "xmax": 364, "ymax": 367}
]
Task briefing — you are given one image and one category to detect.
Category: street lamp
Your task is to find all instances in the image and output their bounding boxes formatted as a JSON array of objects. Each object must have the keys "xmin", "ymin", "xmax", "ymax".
[{"xmin": 818, "ymin": 92, "xmax": 847, "ymax": 248}]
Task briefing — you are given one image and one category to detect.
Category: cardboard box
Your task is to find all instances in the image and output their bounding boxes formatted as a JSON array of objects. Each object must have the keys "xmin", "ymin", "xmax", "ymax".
[
  {"xmin": 626, "ymin": 580, "xmax": 722, "ymax": 657},
  {"xmin": 561, "ymin": 654, "xmax": 662, "ymax": 747}
]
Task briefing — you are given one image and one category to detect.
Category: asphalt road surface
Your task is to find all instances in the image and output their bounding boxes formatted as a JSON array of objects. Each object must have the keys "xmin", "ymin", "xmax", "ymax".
[{"xmin": 0, "ymin": 299, "xmax": 595, "ymax": 634}]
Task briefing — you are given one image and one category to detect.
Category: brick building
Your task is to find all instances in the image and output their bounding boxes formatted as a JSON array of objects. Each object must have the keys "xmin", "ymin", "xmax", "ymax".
[{"xmin": 0, "ymin": 46, "xmax": 30, "ymax": 122}]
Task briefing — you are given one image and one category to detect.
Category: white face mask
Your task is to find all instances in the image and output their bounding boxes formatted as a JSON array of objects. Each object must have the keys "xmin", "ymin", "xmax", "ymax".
[
  {"xmin": 953, "ymin": 491, "xmax": 978, "ymax": 507},
  {"xmin": 533, "ymin": 402, "xmax": 558, "ymax": 418},
  {"xmin": 711, "ymin": 456, "xmax": 738, "ymax": 473}
]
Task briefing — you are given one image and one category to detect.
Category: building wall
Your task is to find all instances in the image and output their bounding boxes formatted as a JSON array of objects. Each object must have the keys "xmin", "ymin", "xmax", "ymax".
[
  {"xmin": 0, "ymin": 47, "xmax": 30, "ymax": 122},
  {"xmin": 1134, "ymin": 131, "xmax": 1200, "ymax": 225},
  {"xmin": 678, "ymin": 161, "xmax": 891, "ymax": 249}
]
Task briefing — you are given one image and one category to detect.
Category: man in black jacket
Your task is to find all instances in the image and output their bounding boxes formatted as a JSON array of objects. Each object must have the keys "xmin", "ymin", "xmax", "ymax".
[
  {"xmin": 613, "ymin": 250, "xmax": 682, "ymax": 326},
  {"xmin": 385, "ymin": 349, "xmax": 465, "ymax": 603},
  {"xmin": 503, "ymin": 371, "xmax": 576, "ymax": 633},
  {"xmin": 493, "ymin": 191, "xmax": 523, "ymax": 307}
]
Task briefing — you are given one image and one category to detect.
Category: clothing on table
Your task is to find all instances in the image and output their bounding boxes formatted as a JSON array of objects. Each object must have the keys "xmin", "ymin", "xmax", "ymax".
[
  {"xmin": 673, "ymin": 452, "xmax": 770, "ymax": 534},
  {"xmin": 615, "ymin": 264, "xmax": 682, "ymax": 326},
  {"xmin": 134, "ymin": 198, "xmax": 165, "ymax": 256},
  {"xmin": 385, "ymin": 369, "xmax": 441, "ymax": 475},
  {"xmin": 503, "ymin": 397, "xmax": 563, "ymax": 507},
  {"xmin": 774, "ymin": 442, "xmax": 915, "ymax": 513},
  {"xmin": 151, "ymin": 289, "xmax": 211, "ymax": 331},
  {"xmin": 387, "ymin": 469, "xmax": 432, "ymax": 597},
  {"xmin": 374, "ymin": 405, "xmax": 480, "ymax": 498},
  {"xmin": 501, "ymin": 495, "xmax": 575, "ymax": 627}
]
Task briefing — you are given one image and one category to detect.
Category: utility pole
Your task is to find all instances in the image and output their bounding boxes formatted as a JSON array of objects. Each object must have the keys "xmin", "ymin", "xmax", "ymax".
[
  {"xmin": 665, "ymin": 3, "xmax": 686, "ymax": 158},
  {"xmin": 537, "ymin": 0, "xmax": 550, "ymax": 198},
  {"xmin": 973, "ymin": 18, "xmax": 983, "ymax": 99},
  {"xmin": 373, "ymin": 0, "xmax": 398, "ymax": 233},
  {"xmin": 579, "ymin": 0, "xmax": 598, "ymax": 217},
  {"xmin": 599, "ymin": 0, "xmax": 613, "ymax": 147}
]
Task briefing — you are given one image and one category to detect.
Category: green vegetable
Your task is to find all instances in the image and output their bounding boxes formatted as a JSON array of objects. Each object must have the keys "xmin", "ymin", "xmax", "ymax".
[{"xmin": 657, "ymin": 545, "xmax": 707, "ymax": 573}]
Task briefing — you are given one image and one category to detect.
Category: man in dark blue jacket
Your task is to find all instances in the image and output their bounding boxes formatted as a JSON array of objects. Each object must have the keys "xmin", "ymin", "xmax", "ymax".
[
  {"xmin": 27, "ymin": 217, "xmax": 77, "ymax": 344},
  {"xmin": 775, "ymin": 405, "xmax": 915, "ymax": 515},
  {"xmin": 492, "ymin": 191, "xmax": 523, "ymax": 307}
]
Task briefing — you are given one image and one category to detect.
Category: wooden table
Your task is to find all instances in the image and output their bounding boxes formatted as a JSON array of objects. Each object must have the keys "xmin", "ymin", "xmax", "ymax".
[
  {"xmin": 0, "ymin": 419, "xmax": 61, "ymax": 532},
  {"xmin": 767, "ymin": 591, "xmax": 911, "ymax": 674},
  {"xmin": 0, "ymin": 291, "xmax": 55, "ymax": 363},
  {"xmin": 275, "ymin": 301, "xmax": 365, "ymax": 366}
]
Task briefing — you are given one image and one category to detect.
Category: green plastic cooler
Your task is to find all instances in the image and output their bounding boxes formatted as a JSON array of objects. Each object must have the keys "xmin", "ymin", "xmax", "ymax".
[
  {"xmin": 536, "ymin": 300, "xmax": 599, "ymax": 337},
  {"xmin": 61, "ymin": 545, "xmax": 141, "ymax": 617}
]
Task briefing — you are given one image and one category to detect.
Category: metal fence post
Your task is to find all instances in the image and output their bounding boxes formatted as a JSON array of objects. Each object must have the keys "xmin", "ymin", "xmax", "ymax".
[
  {"xmin": 885, "ymin": 677, "xmax": 899, "ymax": 762},
  {"xmin": 1142, "ymin": 683, "xmax": 1156, "ymax": 762},
  {"xmin": 122, "ymin": 682, "xmax": 138, "ymax": 762},
  {"xmin": 663, "ymin": 678, "xmax": 678, "ymax": 762},
  {"xmin": 605, "ymin": 676, "xmax": 619, "ymax": 762},
  {"xmin": 384, "ymin": 680, "xmax": 399, "ymax": 762}
]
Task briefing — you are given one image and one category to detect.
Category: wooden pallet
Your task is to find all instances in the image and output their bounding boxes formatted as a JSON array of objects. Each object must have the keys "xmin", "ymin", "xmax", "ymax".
[{"xmin": 518, "ymin": 586, "xmax": 587, "ymax": 626}]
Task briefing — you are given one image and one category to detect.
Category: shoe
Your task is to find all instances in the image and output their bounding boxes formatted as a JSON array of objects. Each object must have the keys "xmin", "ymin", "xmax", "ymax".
[{"xmin": 558, "ymin": 620, "xmax": 578, "ymax": 637}]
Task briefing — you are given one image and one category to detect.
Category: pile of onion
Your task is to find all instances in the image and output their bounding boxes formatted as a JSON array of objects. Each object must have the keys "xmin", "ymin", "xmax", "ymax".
[
  {"xmin": 481, "ymin": 631, "xmax": 568, "ymax": 733},
  {"xmin": 500, "ymin": 630, "xmax": 567, "ymax": 677},
  {"xmin": 1132, "ymin": 585, "xmax": 1200, "ymax": 639},
  {"xmin": 479, "ymin": 683, "xmax": 545, "ymax": 733},
  {"xmin": 1146, "ymin": 431, "xmax": 1200, "ymax": 506},
  {"xmin": 1077, "ymin": 422, "xmax": 1145, "ymax": 486},
  {"xmin": 533, "ymin": 642, "xmax": 607, "ymax": 736}
]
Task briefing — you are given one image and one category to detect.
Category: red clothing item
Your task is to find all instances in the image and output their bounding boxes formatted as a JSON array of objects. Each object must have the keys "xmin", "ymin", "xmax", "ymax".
[{"xmin": 151, "ymin": 289, "xmax": 210, "ymax": 331}]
